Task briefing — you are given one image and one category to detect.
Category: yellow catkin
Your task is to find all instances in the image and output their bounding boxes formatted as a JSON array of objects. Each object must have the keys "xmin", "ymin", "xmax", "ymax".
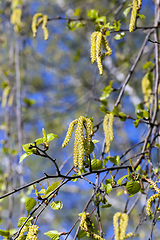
[
  {"xmin": 141, "ymin": 73, "xmax": 152, "ymax": 108},
  {"xmin": 146, "ymin": 193, "xmax": 160, "ymax": 216},
  {"xmin": 113, "ymin": 212, "xmax": 121, "ymax": 240},
  {"xmin": 145, "ymin": 178, "xmax": 160, "ymax": 193},
  {"xmin": 84, "ymin": 118, "xmax": 92, "ymax": 161},
  {"xmin": 62, "ymin": 119, "xmax": 78, "ymax": 148},
  {"xmin": 102, "ymin": 35, "xmax": 112, "ymax": 56},
  {"xmin": 137, "ymin": 0, "xmax": 142, "ymax": 9},
  {"xmin": 88, "ymin": 232, "xmax": 105, "ymax": 240},
  {"xmin": 129, "ymin": 0, "xmax": 138, "ymax": 32},
  {"xmin": 124, "ymin": 232, "xmax": 139, "ymax": 239},
  {"xmin": 76, "ymin": 116, "xmax": 85, "ymax": 170},
  {"xmin": 91, "ymin": 31, "xmax": 98, "ymax": 63},
  {"xmin": 16, "ymin": 226, "xmax": 29, "ymax": 240},
  {"xmin": 103, "ymin": 113, "xmax": 114, "ymax": 153},
  {"xmin": 95, "ymin": 32, "xmax": 103, "ymax": 58},
  {"xmin": 32, "ymin": 13, "xmax": 43, "ymax": 38},
  {"xmin": 26, "ymin": 225, "xmax": 39, "ymax": 240},
  {"xmin": 119, "ymin": 214, "xmax": 128, "ymax": 240},
  {"xmin": 80, "ymin": 212, "xmax": 105, "ymax": 240},
  {"xmin": 42, "ymin": 15, "xmax": 49, "ymax": 40}
]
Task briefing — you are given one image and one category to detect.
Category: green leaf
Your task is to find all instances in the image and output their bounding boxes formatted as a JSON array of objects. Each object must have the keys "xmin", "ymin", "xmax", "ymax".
[
  {"xmin": 100, "ymin": 81, "xmax": 113, "ymax": 101},
  {"xmin": 74, "ymin": 8, "xmax": 81, "ymax": 16},
  {"xmin": 117, "ymin": 175, "xmax": 128, "ymax": 185},
  {"xmin": 19, "ymin": 152, "xmax": 33, "ymax": 163},
  {"xmin": 106, "ymin": 183, "xmax": 112, "ymax": 194},
  {"xmin": 119, "ymin": 112, "xmax": 127, "ymax": 121},
  {"xmin": 50, "ymin": 201, "xmax": 63, "ymax": 210},
  {"xmin": 42, "ymin": 128, "xmax": 47, "ymax": 141},
  {"xmin": 35, "ymin": 137, "xmax": 44, "ymax": 145},
  {"xmin": 126, "ymin": 181, "xmax": 140, "ymax": 195},
  {"xmin": 138, "ymin": 14, "xmax": 145, "ymax": 19},
  {"xmin": 22, "ymin": 143, "xmax": 33, "ymax": 152},
  {"xmin": 105, "ymin": 179, "xmax": 112, "ymax": 184},
  {"xmin": 105, "ymin": 156, "xmax": 120, "ymax": 166},
  {"xmin": 114, "ymin": 32, "xmax": 125, "ymax": 40},
  {"xmin": 100, "ymin": 105, "xmax": 108, "ymax": 113},
  {"xmin": 25, "ymin": 197, "xmax": 37, "ymax": 215},
  {"xmin": 88, "ymin": 141, "xmax": 95, "ymax": 154},
  {"xmin": 143, "ymin": 61, "xmax": 152, "ymax": 69},
  {"xmin": 47, "ymin": 133, "xmax": 59, "ymax": 142},
  {"xmin": 87, "ymin": 9, "xmax": 99, "ymax": 20},
  {"xmin": 123, "ymin": 6, "xmax": 131, "ymax": 17},
  {"xmin": 100, "ymin": 203, "xmax": 112, "ymax": 208},
  {"xmin": 44, "ymin": 230, "xmax": 60, "ymax": 240},
  {"xmin": 45, "ymin": 181, "xmax": 61, "ymax": 197},
  {"xmin": 78, "ymin": 229, "xmax": 87, "ymax": 239},
  {"xmin": 112, "ymin": 20, "xmax": 121, "ymax": 31},
  {"xmin": 17, "ymin": 217, "xmax": 32, "ymax": 227},
  {"xmin": 0, "ymin": 230, "xmax": 10, "ymax": 237},
  {"xmin": 91, "ymin": 159, "xmax": 103, "ymax": 170},
  {"xmin": 96, "ymin": 16, "xmax": 106, "ymax": 25}
]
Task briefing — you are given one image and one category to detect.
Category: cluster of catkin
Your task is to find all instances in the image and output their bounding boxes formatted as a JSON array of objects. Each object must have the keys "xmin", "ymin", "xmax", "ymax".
[
  {"xmin": 79, "ymin": 212, "xmax": 105, "ymax": 240},
  {"xmin": 103, "ymin": 113, "xmax": 114, "ymax": 154},
  {"xmin": 90, "ymin": 31, "xmax": 112, "ymax": 75},
  {"xmin": 113, "ymin": 212, "xmax": 138, "ymax": 240},
  {"xmin": 10, "ymin": 0, "xmax": 24, "ymax": 31},
  {"xmin": 32, "ymin": 13, "xmax": 49, "ymax": 40},
  {"xmin": 129, "ymin": 0, "xmax": 142, "ymax": 32},
  {"xmin": 62, "ymin": 116, "xmax": 92, "ymax": 170},
  {"xmin": 144, "ymin": 178, "xmax": 160, "ymax": 216},
  {"xmin": 16, "ymin": 225, "xmax": 39, "ymax": 240}
]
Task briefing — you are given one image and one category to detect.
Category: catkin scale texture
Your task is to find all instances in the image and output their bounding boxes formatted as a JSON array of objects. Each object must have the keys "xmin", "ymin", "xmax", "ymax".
[
  {"xmin": 129, "ymin": 0, "xmax": 138, "ymax": 32},
  {"xmin": 103, "ymin": 113, "xmax": 114, "ymax": 153}
]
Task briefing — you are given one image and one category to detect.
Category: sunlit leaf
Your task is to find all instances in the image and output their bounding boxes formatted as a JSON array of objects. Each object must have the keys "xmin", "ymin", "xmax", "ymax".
[
  {"xmin": 74, "ymin": 8, "xmax": 81, "ymax": 16},
  {"xmin": 123, "ymin": 6, "xmax": 131, "ymax": 17},
  {"xmin": 17, "ymin": 217, "xmax": 32, "ymax": 227},
  {"xmin": 106, "ymin": 183, "xmax": 112, "ymax": 194},
  {"xmin": 19, "ymin": 152, "xmax": 33, "ymax": 163},
  {"xmin": 25, "ymin": 197, "xmax": 37, "ymax": 215},
  {"xmin": 114, "ymin": 32, "xmax": 125, "ymax": 40},
  {"xmin": 0, "ymin": 229, "xmax": 10, "ymax": 237},
  {"xmin": 45, "ymin": 181, "xmax": 61, "ymax": 196},
  {"xmin": 143, "ymin": 61, "xmax": 152, "ymax": 69},
  {"xmin": 87, "ymin": 9, "xmax": 99, "ymax": 20},
  {"xmin": 100, "ymin": 203, "xmax": 112, "ymax": 208},
  {"xmin": 96, "ymin": 16, "xmax": 106, "ymax": 25},
  {"xmin": 126, "ymin": 181, "xmax": 140, "ymax": 195},
  {"xmin": 91, "ymin": 159, "xmax": 103, "ymax": 170},
  {"xmin": 117, "ymin": 175, "xmax": 128, "ymax": 186},
  {"xmin": 50, "ymin": 201, "xmax": 63, "ymax": 210},
  {"xmin": 105, "ymin": 156, "xmax": 120, "ymax": 166},
  {"xmin": 44, "ymin": 230, "xmax": 60, "ymax": 240},
  {"xmin": 47, "ymin": 133, "xmax": 59, "ymax": 142}
]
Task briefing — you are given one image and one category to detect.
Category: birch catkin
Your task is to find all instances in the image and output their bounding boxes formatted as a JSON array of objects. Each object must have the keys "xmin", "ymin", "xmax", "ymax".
[
  {"xmin": 129, "ymin": 0, "xmax": 138, "ymax": 32},
  {"xmin": 103, "ymin": 113, "xmax": 114, "ymax": 153}
]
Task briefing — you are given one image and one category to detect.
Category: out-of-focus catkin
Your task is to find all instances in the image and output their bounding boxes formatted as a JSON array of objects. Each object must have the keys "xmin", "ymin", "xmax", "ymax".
[
  {"xmin": 113, "ymin": 212, "xmax": 138, "ymax": 240},
  {"xmin": 103, "ymin": 113, "xmax": 114, "ymax": 153},
  {"xmin": 62, "ymin": 116, "xmax": 92, "ymax": 170},
  {"xmin": 26, "ymin": 225, "xmax": 39, "ymax": 240},
  {"xmin": 16, "ymin": 226, "xmax": 29, "ymax": 240},
  {"xmin": 90, "ymin": 31, "xmax": 112, "ymax": 75},
  {"xmin": 32, "ymin": 13, "xmax": 49, "ymax": 40},
  {"xmin": 129, "ymin": 0, "xmax": 138, "ymax": 32}
]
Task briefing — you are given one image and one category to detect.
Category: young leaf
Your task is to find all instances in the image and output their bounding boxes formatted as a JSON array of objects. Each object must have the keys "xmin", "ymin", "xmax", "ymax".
[
  {"xmin": 117, "ymin": 175, "xmax": 128, "ymax": 186},
  {"xmin": 50, "ymin": 201, "xmax": 63, "ymax": 210},
  {"xmin": 100, "ymin": 81, "xmax": 113, "ymax": 101},
  {"xmin": 87, "ymin": 9, "xmax": 99, "ymax": 20},
  {"xmin": 19, "ymin": 152, "xmax": 33, "ymax": 163},
  {"xmin": 0, "ymin": 229, "xmax": 10, "ymax": 237},
  {"xmin": 17, "ymin": 217, "xmax": 32, "ymax": 227},
  {"xmin": 91, "ymin": 159, "xmax": 103, "ymax": 170},
  {"xmin": 105, "ymin": 156, "xmax": 120, "ymax": 166},
  {"xmin": 96, "ymin": 16, "xmax": 106, "ymax": 25},
  {"xmin": 25, "ymin": 197, "xmax": 37, "ymax": 215},
  {"xmin": 78, "ymin": 229, "xmax": 87, "ymax": 239},
  {"xmin": 44, "ymin": 230, "xmax": 60, "ymax": 240},
  {"xmin": 126, "ymin": 181, "xmax": 140, "ymax": 195},
  {"xmin": 106, "ymin": 183, "xmax": 112, "ymax": 194},
  {"xmin": 100, "ymin": 203, "xmax": 112, "ymax": 208},
  {"xmin": 74, "ymin": 8, "xmax": 81, "ymax": 16},
  {"xmin": 123, "ymin": 6, "xmax": 131, "ymax": 17},
  {"xmin": 47, "ymin": 133, "xmax": 59, "ymax": 142},
  {"xmin": 45, "ymin": 181, "xmax": 61, "ymax": 196},
  {"xmin": 114, "ymin": 32, "xmax": 125, "ymax": 40}
]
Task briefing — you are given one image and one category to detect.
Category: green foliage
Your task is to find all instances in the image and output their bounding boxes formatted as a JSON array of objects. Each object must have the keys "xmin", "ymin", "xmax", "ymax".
[
  {"xmin": 87, "ymin": 9, "xmax": 99, "ymax": 20},
  {"xmin": 117, "ymin": 175, "xmax": 128, "ymax": 186},
  {"xmin": 0, "ymin": 230, "xmax": 10, "ymax": 238},
  {"xmin": 50, "ymin": 201, "xmax": 63, "ymax": 210},
  {"xmin": 126, "ymin": 181, "xmax": 141, "ymax": 195},
  {"xmin": 25, "ymin": 197, "xmax": 37, "ymax": 215},
  {"xmin": 100, "ymin": 81, "xmax": 113, "ymax": 101},
  {"xmin": 44, "ymin": 230, "xmax": 60, "ymax": 240},
  {"xmin": 103, "ymin": 156, "xmax": 120, "ymax": 166},
  {"xmin": 91, "ymin": 159, "xmax": 103, "ymax": 170},
  {"xmin": 44, "ymin": 181, "xmax": 61, "ymax": 197},
  {"xmin": 17, "ymin": 217, "xmax": 32, "ymax": 227}
]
